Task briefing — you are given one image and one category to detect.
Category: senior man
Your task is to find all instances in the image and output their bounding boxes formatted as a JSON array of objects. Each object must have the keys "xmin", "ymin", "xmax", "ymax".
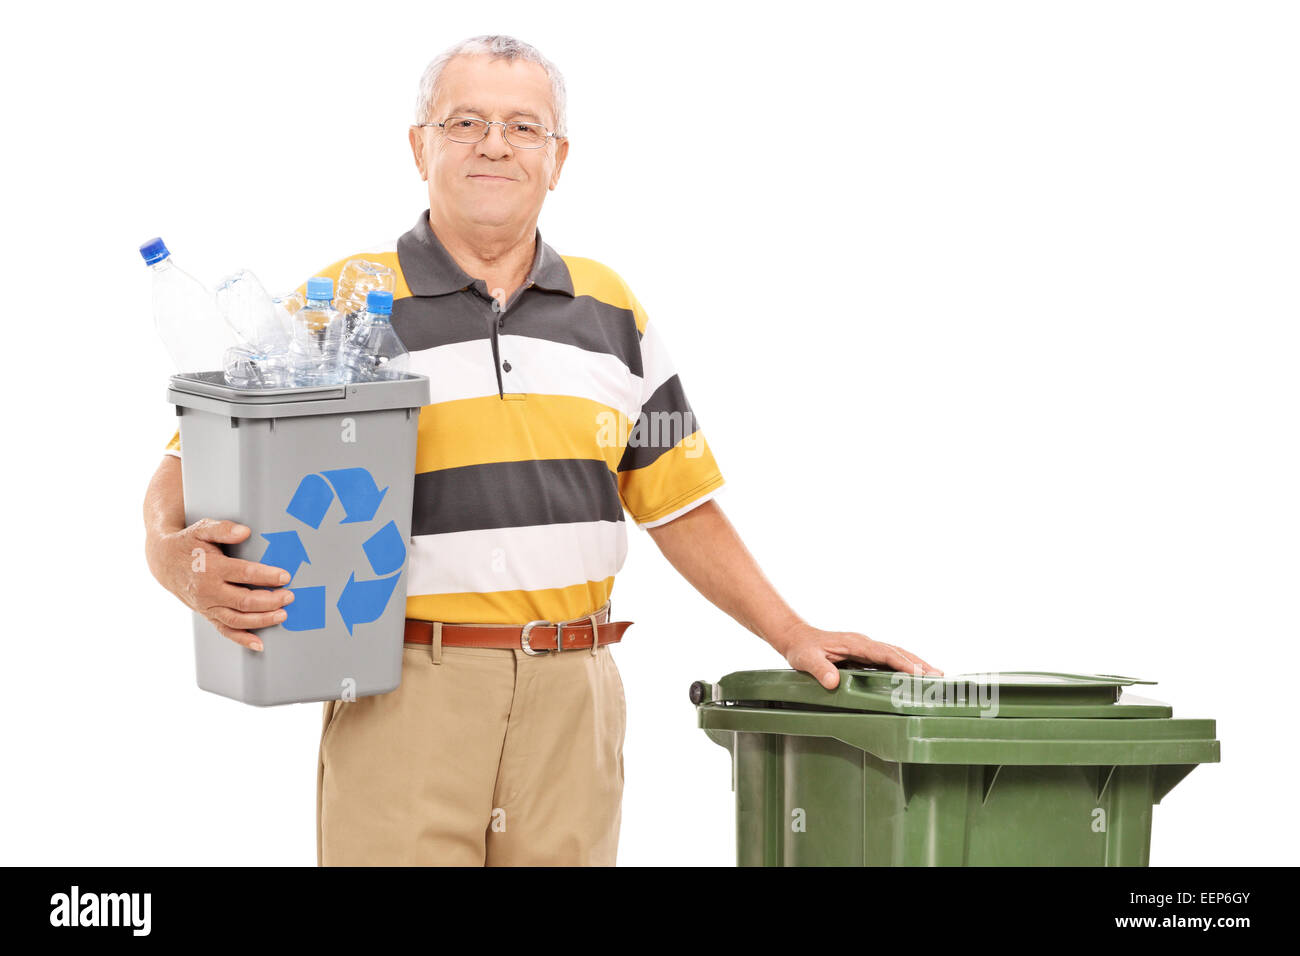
[{"xmin": 143, "ymin": 34, "xmax": 940, "ymax": 866}]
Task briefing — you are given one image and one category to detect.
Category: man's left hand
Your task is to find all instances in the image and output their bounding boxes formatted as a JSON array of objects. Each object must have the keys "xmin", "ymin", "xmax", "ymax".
[{"xmin": 774, "ymin": 623, "xmax": 943, "ymax": 690}]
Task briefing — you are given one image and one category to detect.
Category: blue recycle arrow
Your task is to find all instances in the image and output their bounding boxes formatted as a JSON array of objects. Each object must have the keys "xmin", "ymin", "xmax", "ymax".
[
  {"xmin": 363, "ymin": 520, "xmax": 407, "ymax": 576},
  {"xmin": 337, "ymin": 571, "xmax": 402, "ymax": 635},
  {"xmin": 287, "ymin": 473, "xmax": 334, "ymax": 529},
  {"xmin": 283, "ymin": 586, "xmax": 327, "ymax": 631},
  {"xmin": 322, "ymin": 468, "xmax": 388, "ymax": 524},
  {"xmin": 259, "ymin": 531, "xmax": 310, "ymax": 584}
]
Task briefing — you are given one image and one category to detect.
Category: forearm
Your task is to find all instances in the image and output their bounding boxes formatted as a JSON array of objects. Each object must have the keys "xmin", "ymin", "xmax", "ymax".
[
  {"xmin": 645, "ymin": 499, "xmax": 804, "ymax": 653},
  {"xmin": 144, "ymin": 456, "xmax": 186, "ymax": 579}
]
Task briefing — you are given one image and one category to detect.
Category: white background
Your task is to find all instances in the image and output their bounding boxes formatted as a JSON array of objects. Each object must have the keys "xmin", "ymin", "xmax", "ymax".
[{"xmin": 2, "ymin": 0, "xmax": 1295, "ymax": 866}]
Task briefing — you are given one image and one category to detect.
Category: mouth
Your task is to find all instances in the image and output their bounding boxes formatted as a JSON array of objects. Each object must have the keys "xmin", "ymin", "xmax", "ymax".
[{"xmin": 468, "ymin": 174, "xmax": 516, "ymax": 182}]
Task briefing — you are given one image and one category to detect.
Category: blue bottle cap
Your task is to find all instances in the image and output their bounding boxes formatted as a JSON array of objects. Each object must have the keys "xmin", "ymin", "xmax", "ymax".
[
  {"xmin": 366, "ymin": 290, "xmax": 394, "ymax": 315},
  {"xmin": 139, "ymin": 237, "xmax": 170, "ymax": 265},
  {"xmin": 306, "ymin": 276, "xmax": 333, "ymax": 301}
]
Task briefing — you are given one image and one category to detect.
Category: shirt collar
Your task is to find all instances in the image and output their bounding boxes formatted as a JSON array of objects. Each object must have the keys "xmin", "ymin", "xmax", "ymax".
[{"xmin": 397, "ymin": 209, "xmax": 574, "ymax": 298}]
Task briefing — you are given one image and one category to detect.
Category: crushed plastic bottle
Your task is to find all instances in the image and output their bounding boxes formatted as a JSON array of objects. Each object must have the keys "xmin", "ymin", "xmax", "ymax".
[
  {"xmin": 272, "ymin": 291, "xmax": 305, "ymax": 319},
  {"xmin": 336, "ymin": 291, "xmax": 409, "ymax": 382},
  {"xmin": 223, "ymin": 346, "xmax": 292, "ymax": 388},
  {"xmin": 215, "ymin": 269, "xmax": 291, "ymax": 355},
  {"xmin": 139, "ymin": 237, "xmax": 239, "ymax": 373},
  {"xmin": 335, "ymin": 259, "xmax": 397, "ymax": 336}
]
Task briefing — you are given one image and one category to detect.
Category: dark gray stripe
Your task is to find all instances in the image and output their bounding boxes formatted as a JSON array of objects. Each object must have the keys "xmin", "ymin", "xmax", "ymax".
[
  {"xmin": 392, "ymin": 290, "xmax": 644, "ymax": 375},
  {"xmin": 412, "ymin": 458, "xmax": 625, "ymax": 536},
  {"xmin": 617, "ymin": 375, "xmax": 699, "ymax": 472},
  {"xmin": 503, "ymin": 293, "xmax": 642, "ymax": 374},
  {"xmin": 392, "ymin": 290, "xmax": 490, "ymax": 351}
]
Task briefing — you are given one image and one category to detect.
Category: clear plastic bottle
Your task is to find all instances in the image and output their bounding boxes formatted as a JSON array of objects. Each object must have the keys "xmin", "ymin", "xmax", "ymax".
[
  {"xmin": 215, "ymin": 269, "xmax": 291, "ymax": 356},
  {"xmin": 223, "ymin": 345, "xmax": 292, "ymax": 388},
  {"xmin": 336, "ymin": 291, "xmax": 409, "ymax": 382},
  {"xmin": 139, "ymin": 237, "xmax": 239, "ymax": 374},
  {"xmin": 335, "ymin": 259, "xmax": 397, "ymax": 336},
  {"xmin": 288, "ymin": 277, "xmax": 343, "ymax": 385}
]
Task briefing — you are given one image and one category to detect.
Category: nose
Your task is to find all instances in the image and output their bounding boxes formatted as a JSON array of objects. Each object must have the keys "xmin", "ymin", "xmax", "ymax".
[{"xmin": 477, "ymin": 122, "xmax": 512, "ymax": 158}]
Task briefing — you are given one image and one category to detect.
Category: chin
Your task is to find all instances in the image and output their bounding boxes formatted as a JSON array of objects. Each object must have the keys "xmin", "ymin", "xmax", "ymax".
[{"xmin": 462, "ymin": 204, "xmax": 518, "ymax": 227}]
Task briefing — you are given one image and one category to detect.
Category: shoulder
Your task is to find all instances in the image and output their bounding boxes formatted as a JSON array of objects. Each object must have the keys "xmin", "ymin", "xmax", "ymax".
[{"xmin": 559, "ymin": 256, "xmax": 649, "ymax": 334}]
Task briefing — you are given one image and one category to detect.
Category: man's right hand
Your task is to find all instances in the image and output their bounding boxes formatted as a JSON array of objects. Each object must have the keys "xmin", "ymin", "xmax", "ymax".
[{"xmin": 149, "ymin": 518, "xmax": 295, "ymax": 652}]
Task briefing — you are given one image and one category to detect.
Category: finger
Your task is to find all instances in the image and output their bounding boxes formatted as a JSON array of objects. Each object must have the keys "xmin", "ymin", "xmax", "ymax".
[
  {"xmin": 885, "ymin": 644, "xmax": 943, "ymax": 676},
  {"xmin": 853, "ymin": 639, "xmax": 929, "ymax": 675},
  {"xmin": 216, "ymin": 584, "xmax": 295, "ymax": 614},
  {"xmin": 792, "ymin": 650, "xmax": 842, "ymax": 690},
  {"xmin": 190, "ymin": 518, "xmax": 252, "ymax": 546},
  {"xmin": 208, "ymin": 604, "xmax": 289, "ymax": 631},
  {"xmin": 818, "ymin": 665, "xmax": 842, "ymax": 690},
  {"xmin": 884, "ymin": 645, "xmax": 928, "ymax": 676},
  {"xmin": 213, "ymin": 620, "xmax": 265, "ymax": 652},
  {"xmin": 218, "ymin": 557, "xmax": 292, "ymax": 588}
]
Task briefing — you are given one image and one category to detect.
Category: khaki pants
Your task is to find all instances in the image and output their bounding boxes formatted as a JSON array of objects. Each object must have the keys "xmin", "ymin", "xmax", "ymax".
[{"xmin": 316, "ymin": 613, "xmax": 627, "ymax": 866}]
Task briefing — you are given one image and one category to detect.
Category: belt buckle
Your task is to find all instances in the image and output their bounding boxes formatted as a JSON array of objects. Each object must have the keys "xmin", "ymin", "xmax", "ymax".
[{"xmin": 520, "ymin": 620, "xmax": 552, "ymax": 656}]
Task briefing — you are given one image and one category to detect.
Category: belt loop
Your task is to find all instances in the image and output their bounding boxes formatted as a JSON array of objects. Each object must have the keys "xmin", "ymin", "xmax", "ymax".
[
  {"xmin": 589, "ymin": 612, "xmax": 600, "ymax": 657},
  {"xmin": 431, "ymin": 621, "xmax": 443, "ymax": 665}
]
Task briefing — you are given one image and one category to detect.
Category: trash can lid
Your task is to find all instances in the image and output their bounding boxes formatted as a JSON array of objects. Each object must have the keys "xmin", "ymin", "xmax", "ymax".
[
  {"xmin": 167, "ymin": 371, "xmax": 430, "ymax": 419},
  {"xmin": 702, "ymin": 668, "xmax": 1171, "ymax": 718}
]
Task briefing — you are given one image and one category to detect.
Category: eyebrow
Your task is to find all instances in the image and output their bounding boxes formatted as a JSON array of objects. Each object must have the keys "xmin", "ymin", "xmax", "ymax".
[{"xmin": 447, "ymin": 104, "xmax": 545, "ymax": 123}]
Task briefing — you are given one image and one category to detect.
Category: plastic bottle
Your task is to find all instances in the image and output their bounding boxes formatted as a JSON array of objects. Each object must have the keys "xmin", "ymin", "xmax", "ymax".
[
  {"xmin": 288, "ymin": 277, "xmax": 343, "ymax": 385},
  {"xmin": 335, "ymin": 259, "xmax": 397, "ymax": 336},
  {"xmin": 337, "ymin": 290, "xmax": 409, "ymax": 382},
  {"xmin": 223, "ymin": 345, "xmax": 292, "ymax": 388},
  {"xmin": 139, "ymin": 237, "xmax": 238, "ymax": 374},
  {"xmin": 215, "ymin": 269, "xmax": 291, "ymax": 355}
]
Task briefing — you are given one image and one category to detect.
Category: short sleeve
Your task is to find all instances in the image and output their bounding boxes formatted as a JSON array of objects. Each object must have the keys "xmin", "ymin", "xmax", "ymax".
[
  {"xmin": 615, "ymin": 287, "xmax": 726, "ymax": 529},
  {"xmin": 163, "ymin": 429, "xmax": 181, "ymax": 458}
]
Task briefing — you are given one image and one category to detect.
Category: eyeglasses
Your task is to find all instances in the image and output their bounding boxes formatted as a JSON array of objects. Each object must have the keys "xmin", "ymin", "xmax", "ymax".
[{"xmin": 416, "ymin": 116, "xmax": 560, "ymax": 149}]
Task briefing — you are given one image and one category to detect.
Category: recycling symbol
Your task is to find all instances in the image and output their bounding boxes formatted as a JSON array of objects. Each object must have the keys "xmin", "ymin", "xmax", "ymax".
[{"xmin": 259, "ymin": 467, "xmax": 407, "ymax": 635}]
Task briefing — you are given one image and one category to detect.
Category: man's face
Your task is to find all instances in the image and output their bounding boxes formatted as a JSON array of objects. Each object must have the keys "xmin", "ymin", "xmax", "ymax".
[{"xmin": 410, "ymin": 54, "xmax": 569, "ymax": 232}]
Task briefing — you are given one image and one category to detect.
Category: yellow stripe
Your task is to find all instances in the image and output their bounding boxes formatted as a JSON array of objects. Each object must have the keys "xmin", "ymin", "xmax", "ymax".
[
  {"xmin": 413, "ymin": 393, "xmax": 632, "ymax": 474},
  {"xmin": 165, "ymin": 429, "xmax": 180, "ymax": 453},
  {"xmin": 618, "ymin": 435, "xmax": 724, "ymax": 525},
  {"xmin": 562, "ymin": 256, "xmax": 650, "ymax": 334},
  {"xmin": 405, "ymin": 576, "xmax": 616, "ymax": 624}
]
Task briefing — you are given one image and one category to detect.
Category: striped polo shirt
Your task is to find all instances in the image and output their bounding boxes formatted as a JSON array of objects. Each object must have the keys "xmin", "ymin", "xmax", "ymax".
[{"xmin": 166, "ymin": 210, "xmax": 726, "ymax": 625}]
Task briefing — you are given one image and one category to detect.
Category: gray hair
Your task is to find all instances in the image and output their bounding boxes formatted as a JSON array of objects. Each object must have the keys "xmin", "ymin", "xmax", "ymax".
[{"xmin": 414, "ymin": 35, "xmax": 568, "ymax": 137}]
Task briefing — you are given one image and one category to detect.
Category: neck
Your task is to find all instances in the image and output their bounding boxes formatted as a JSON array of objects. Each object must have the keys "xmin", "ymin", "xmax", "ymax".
[{"xmin": 427, "ymin": 212, "xmax": 536, "ymax": 300}]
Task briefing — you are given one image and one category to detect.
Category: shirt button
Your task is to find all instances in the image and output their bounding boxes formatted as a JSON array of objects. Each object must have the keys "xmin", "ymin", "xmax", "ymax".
[{"xmin": 503, "ymin": 360, "xmax": 512, "ymax": 372}]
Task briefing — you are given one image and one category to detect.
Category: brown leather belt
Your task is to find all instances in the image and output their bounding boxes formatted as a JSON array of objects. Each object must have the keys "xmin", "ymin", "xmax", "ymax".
[{"xmin": 403, "ymin": 603, "xmax": 631, "ymax": 655}]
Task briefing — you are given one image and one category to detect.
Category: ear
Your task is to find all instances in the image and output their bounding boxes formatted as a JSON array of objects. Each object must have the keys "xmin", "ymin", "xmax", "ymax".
[
  {"xmin": 409, "ymin": 127, "xmax": 429, "ymax": 182},
  {"xmin": 548, "ymin": 137, "xmax": 570, "ymax": 191}
]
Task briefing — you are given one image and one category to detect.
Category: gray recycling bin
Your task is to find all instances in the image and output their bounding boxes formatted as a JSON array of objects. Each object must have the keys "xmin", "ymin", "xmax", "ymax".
[{"xmin": 167, "ymin": 372, "xmax": 430, "ymax": 706}]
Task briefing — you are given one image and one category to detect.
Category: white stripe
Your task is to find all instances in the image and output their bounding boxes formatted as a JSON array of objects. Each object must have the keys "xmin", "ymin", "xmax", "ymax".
[
  {"xmin": 406, "ymin": 340, "xmax": 501, "ymax": 403},
  {"xmin": 637, "ymin": 482, "xmax": 726, "ymax": 529},
  {"xmin": 499, "ymin": 333, "xmax": 640, "ymax": 415},
  {"xmin": 637, "ymin": 320, "xmax": 678, "ymax": 398},
  {"xmin": 406, "ymin": 334, "xmax": 641, "ymax": 415},
  {"xmin": 407, "ymin": 519, "xmax": 628, "ymax": 596}
]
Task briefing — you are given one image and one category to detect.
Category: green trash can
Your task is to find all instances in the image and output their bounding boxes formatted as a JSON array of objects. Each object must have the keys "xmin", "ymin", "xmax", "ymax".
[{"xmin": 692, "ymin": 668, "xmax": 1219, "ymax": 866}]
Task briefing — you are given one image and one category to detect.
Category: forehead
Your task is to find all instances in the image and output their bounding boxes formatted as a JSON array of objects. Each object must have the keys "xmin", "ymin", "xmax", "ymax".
[{"xmin": 434, "ymin": 54, "xmax": 556, "ymax": 125}]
